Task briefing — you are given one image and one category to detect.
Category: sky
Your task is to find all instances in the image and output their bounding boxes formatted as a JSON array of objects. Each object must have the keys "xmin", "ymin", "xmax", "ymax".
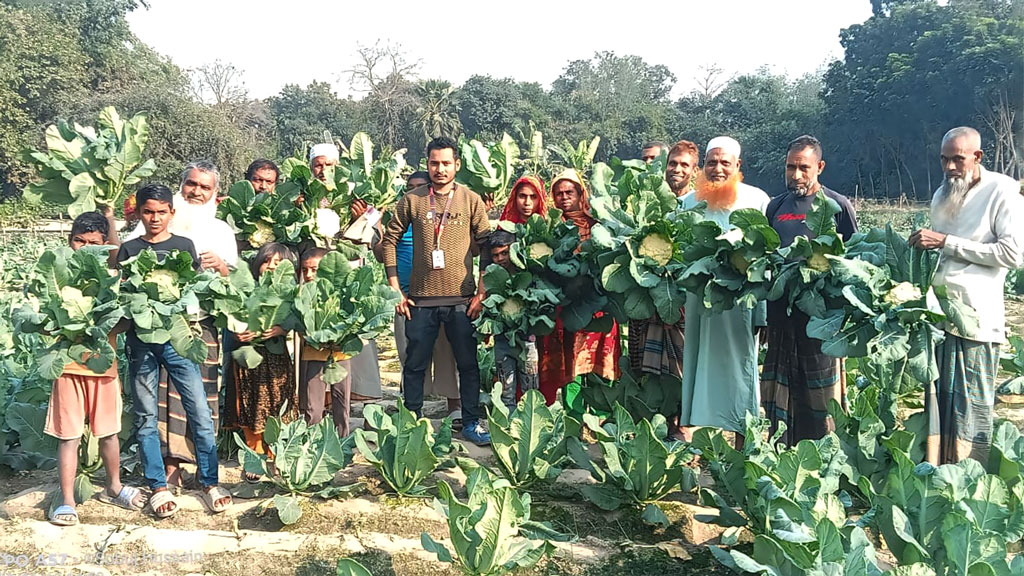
[{"xmin": 127, "ymin": 0, "xmax": 875, "ymax": 100}]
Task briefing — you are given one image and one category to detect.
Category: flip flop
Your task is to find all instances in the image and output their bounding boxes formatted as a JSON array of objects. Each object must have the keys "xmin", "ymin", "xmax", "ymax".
[
  {"xmin": 97, "ymin": 485, "xmax": 145, "ymax": 512},
  {"xmin": 149, "ymin": 489, "xmax": 178, "ymax": 519},
  {"xmin": 202, "ymin": 485, "xmax": 232, "ymax": 514},
  {"xmin": 49, "ymin": 504, "xmax": 78, "ymax": 526},
  {"xmin": 448, "ymin": 409, "xmax": 463, "ymax": 431}
]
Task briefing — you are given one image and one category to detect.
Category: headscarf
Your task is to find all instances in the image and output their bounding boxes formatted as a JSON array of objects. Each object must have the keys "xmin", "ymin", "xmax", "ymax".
[
  {"xmin": 499, "ymin": 175, "xmax": 548, "ymax": 224},
  {"xmin": 550, "ymin": 168, "xmax": 593, "ymax": 230}
]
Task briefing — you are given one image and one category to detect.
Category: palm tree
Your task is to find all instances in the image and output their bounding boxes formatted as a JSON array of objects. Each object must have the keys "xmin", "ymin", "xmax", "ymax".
[{"xmin": 415, "ymin": 79, "xmax": 462, "ymax": 143}]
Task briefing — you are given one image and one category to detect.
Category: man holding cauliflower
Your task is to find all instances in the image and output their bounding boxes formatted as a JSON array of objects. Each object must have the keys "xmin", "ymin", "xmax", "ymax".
[
  {"xmin": 677, "ymin": 137, "xmax": 770, "ymax": 447},
  {"xmin": 910, "ymin": 126, "xmax": 1024, "ymax": 465},
  {"xmin": 762, "ymin": 135, "xmax": 858, "ymax": 446}
]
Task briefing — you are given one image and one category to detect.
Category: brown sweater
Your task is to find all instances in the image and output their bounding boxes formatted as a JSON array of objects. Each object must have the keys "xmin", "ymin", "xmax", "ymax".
[{"xmin": 381, "ymin": 184, "xmax": 490, "ymax": 306}]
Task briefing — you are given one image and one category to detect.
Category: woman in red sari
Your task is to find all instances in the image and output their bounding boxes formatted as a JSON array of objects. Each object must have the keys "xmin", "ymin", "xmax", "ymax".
[
  {"xmin": 539, "ymin": 169, "xmax": 621, "ymax": 407},
  {"xmin": 499, "ymin": 176, "xmax": 547, "ymax": 224}
]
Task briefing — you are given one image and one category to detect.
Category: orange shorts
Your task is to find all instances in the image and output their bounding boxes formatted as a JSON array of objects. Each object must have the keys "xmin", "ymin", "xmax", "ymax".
[{"xmin": 44, "ymin": 373, "xmax": 123, "ymax": 440}]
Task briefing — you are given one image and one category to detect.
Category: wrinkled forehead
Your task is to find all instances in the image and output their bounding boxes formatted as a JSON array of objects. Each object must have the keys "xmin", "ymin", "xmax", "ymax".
[
  {"xmin": 311, "ymin": 155, "xmax": 338, "ymax": 166},
  {"xmin": 940, "ymin": 136, "xmax": 979, "ymax": 157},
  {"xmin": 552, "ymin": 179, "xmax": 580, "ymax": 194}
]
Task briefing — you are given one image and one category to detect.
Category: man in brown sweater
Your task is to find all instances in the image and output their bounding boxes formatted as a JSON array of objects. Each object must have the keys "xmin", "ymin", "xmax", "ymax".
[{"xmin": 380, "ymin": 136, "xmax": 492, "ymax": 445}]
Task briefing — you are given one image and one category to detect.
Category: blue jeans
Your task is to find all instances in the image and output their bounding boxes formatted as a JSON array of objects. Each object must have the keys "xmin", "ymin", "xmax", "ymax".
[
  {"xmin": 126, "ymin": 331, "xmax": 219, "ymax": 489},
  {"xmin": 403, "ymin": 304, "xmax": 481, "ymax": 422}
]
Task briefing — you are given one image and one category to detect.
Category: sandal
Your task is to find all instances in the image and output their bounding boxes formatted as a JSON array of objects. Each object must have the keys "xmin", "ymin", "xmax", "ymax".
[
  {"xmin": 98, "ymin": 485, "xmax": 145, "ymax": 512},
  {"xmin": 448, "ymin": 409, "xmax": 463, "ymax": 432},
  {"xmin": 149, "ymin": 489, "xmax": 178, "ymax": 519},
  {"xmin": 202, "ymin": 485, "xmax": 232, "ymax": 514},
  {"xmin": 49, "ymin": 504, "xmax": 79, "ymax": 526}
]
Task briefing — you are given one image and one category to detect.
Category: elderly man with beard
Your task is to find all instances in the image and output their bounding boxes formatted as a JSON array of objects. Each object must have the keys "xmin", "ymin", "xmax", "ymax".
[
  {"xmin": 677, "ymin": 137, "xmax": 770, "ymax": 446},
  {"xmin": 126, "ymin": 160, "xmax": 237, "ymax": 490},
  {"xmin": 762, "ymin": 135, "xmax": 857, "ymax": 446},
  {"xmin": 302, "ymin": 142, "xmax": 384, "ymax": 427},
  {"xmin": 910, "ymin": 126, "xmax": 1024, "ymax": 465}
]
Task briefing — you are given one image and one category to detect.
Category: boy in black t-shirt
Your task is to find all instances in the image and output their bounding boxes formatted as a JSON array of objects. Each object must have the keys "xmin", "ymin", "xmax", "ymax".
[{"xmin": 116, "ymin": 184, "xmax": 230, "ymax": 518}]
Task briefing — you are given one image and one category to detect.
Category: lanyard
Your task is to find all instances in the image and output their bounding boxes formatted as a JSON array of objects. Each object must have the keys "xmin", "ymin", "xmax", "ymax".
[{"xmin": 428, "ymin": 185, "xmax": 455, "ymax": 249}]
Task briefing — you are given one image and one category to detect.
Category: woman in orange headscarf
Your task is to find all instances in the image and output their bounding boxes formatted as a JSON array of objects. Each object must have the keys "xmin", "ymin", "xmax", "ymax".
[
  {"xmin": 499, "ymin": 175, "xmax": 547, "ymax": 224},
  {"xmin": 539, "ymin": 169, "xmax": 621, "ymax": 407}
]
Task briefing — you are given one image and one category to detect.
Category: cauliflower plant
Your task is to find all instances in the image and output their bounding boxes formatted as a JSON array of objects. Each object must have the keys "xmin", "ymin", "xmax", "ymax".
[
  {"xmin": 500, "ymin": 297, "xmax": 525, "ymax": 319},
  {"xmin": 884, "ymin": 282, "xmax": 923, "ymax": 306},
  {"xmin": 638, "ymin": 233, "xmax": 673, "ymax": 267},
  {"xmin": 249, "ymin": 221, "xmax": 275, "ymax": 248},
  {"xmin": 529, "ymin": 242, "xmax": 554, "ymax": 259}
]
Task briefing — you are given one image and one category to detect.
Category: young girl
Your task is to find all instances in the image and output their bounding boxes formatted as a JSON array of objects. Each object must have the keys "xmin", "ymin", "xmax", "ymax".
[{"xmin": 227, "ymin": 242, "xmax": 299, "ymax": 482}]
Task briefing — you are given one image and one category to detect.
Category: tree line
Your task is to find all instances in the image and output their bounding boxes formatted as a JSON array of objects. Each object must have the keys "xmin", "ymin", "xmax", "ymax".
[{"xmin": 0, "ymin": 0, "xmax": 1020, "ymax": 202}]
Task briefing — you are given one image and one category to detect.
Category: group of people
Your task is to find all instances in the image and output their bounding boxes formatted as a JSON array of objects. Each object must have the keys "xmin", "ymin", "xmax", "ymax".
[{"xmin": 43, "ymin": 127, "xmax": 1023, "ymax": 526}]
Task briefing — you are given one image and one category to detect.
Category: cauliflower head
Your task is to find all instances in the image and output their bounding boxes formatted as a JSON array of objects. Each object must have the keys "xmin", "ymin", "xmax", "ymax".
[
  {"xmin": 315, "ymin": 208, "xmax": 342, "ymax": 239},
  {"xmin": 884, "ymin": 282, "xmax": 923, "ymax": 306},
  {"xmin": 529, "ymin": 242, "xmax": 554, "ymax": 259},
  {"xmin": 145, "ymin": 269, "xmax": 181, "ymax": 302},
  {"xmin": 249, "ymin": 222, "xmax": 276, "ymax": 248},
  {"xmin": 500, "ymin": 297, "xmax": 525, "ymax": 319},
  {"xmin": 639, "ymin": 233, "xmax": 673, "ymax": 266},
  {"xmin": 806, "ymin": 252, "xmax": 830, "ymax": 273}
]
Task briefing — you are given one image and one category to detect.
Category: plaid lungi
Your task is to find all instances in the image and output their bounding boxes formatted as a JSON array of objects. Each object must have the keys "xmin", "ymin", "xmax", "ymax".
[
  {"xmin": 761, "ymin": 322, "xmax": 843, "ymax": 446},
  {"xmin": 627, "ymin": 318, "xmax": 684, "ymax": 378},
  {"xmin": 926, "ymin": 334, "xmax": 999, "ymax": 465}
]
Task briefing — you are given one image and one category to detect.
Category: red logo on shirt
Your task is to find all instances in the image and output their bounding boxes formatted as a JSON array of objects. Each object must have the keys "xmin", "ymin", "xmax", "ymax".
[{"xmin": 776, "ymin": 213, "xmax": 804, "ymax": 222}]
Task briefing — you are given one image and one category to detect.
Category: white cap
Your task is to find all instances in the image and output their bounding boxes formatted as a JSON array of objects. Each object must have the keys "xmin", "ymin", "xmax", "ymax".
[
  {"xmin": 309, "ymin": 143, "xmax": 340, "ymax": 163},
  {"xmin": 706, "ymin": 136, "xmax": 741, "ymax": 158}
]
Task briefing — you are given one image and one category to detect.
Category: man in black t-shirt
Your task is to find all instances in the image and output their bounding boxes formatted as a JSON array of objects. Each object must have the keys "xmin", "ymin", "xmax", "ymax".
[
  {"xmin": 116, "ymin": 184, "xmax": 231, "ymax": 518},
  {"xmin": 762, "ymin": 135, "xmax": 858, "ymax": 447}
]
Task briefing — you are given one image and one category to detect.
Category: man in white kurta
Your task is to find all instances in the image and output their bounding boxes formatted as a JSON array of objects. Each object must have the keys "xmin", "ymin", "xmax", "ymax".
[
  {"xmin": 678, "ymin": 137, "xmax": 770, "ymax": 445},
  {"xmin": 910, "ymin": 126, "xmax": 1024, "ymax": 464}
]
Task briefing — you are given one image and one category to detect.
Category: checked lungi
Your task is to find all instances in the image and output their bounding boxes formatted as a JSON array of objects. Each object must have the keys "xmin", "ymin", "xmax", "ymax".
[
  {"xmin": 926, "ymin": 333, "xmax": 999, "ymax": 465},
  {"xmin": 761, "ymin": 320, "xmax": 844, "ymax": 446}
]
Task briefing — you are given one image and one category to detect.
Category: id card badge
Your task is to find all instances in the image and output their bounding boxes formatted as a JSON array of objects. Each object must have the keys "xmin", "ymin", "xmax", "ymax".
[{"xmin": 431, "ymin": 249, "xmax": 446, "ymax": 270}]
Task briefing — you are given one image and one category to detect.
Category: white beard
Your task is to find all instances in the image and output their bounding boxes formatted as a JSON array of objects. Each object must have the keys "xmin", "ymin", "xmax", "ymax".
[
  {"xmin": 939, "ymin": 175, "xmax": 973, "ymax": 220},
  {"xmin": 170, "ymin": 193, "xmax": 217, "ymax": 236}
]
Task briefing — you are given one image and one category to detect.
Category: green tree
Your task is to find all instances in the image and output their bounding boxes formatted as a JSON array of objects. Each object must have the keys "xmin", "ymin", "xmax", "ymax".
[
  {"xmin": 0, "ymin": 4, "xmax": 89, "ymax": 192},
  {"xmin": 456, "ymin": 75, "xmax": 557, "ymax": 145},
  {"xmin": 267, "ymin": 82, "xmax": 366, "ymax": 159},
  {"xmin": 551, "ymin": 51, "xmax": 675, "ymax": 159},
  {"xmin": 415, "ymin": 79, "xmax": 461, "ymax": 144},
  {"xmin": 823, "ymin": 0, "xmax": 1023, "ymax": 199}
]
